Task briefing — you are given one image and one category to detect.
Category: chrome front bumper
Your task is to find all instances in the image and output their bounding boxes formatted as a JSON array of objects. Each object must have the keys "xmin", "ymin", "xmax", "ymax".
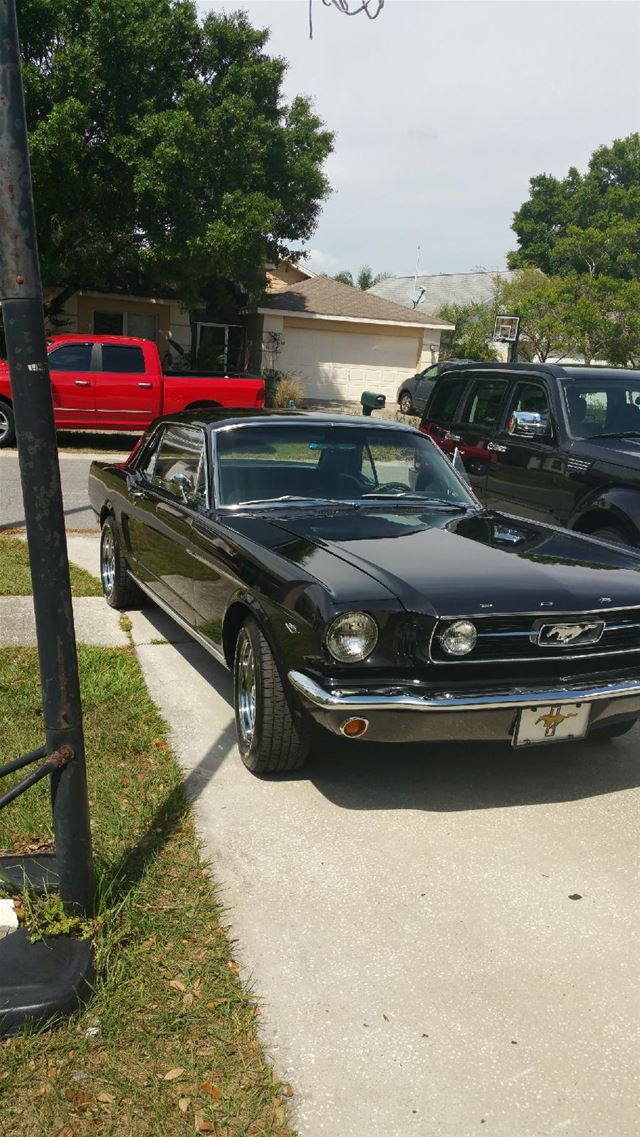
[{"xmin": 288, "ymin": 670, "xmax": 640, "ymax": 743}]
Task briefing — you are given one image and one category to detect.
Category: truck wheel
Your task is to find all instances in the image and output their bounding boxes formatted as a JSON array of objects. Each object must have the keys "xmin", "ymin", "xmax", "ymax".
[
  {"xmin": 234, "ymin": 616, "xmax": 310, "ymax": 775},
  {"xmin": 0, "ymin": 401, "xmax": 16, "ymax": 448},
  {"xmin": 100, "ymin": 517, "xmax": 142, "ymax": 609}
]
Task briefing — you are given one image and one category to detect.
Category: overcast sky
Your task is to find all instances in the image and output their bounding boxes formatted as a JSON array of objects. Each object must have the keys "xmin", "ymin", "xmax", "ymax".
[{"xmin": 201, "ymin": 0, "xmax": 640, "ymax": 279}]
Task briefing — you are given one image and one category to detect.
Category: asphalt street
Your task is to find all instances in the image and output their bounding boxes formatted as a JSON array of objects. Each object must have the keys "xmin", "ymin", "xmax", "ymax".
[{"xmin": 0, "ymin": 434, "xmax": 133, "ymax": 531}]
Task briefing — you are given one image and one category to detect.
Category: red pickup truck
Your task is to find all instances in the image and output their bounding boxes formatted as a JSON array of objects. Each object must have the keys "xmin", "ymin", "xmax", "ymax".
[{"xmin": 0, "ymin": 334, "xmax": 265, "ymax": 447}]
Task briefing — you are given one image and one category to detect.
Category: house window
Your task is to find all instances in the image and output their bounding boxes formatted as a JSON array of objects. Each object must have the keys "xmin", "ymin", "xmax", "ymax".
[
  {"xmin": 93, "ymin": 310, "xmax": 158, "ymax": 343},
  {"xmin": 195, "ymin": 323, "xmax": 244, "ymax": 373}
]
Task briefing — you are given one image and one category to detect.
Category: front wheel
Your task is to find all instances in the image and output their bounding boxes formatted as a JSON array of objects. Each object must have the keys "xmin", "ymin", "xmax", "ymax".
[
  {"xmin": 100, "ymin": 517, "xmax": 142, "ymax": 609},
  {"xmin": 398, "ymin": 392, "xmax": 413, "ymax": 416},
  {"xmin": 234, "ymin": 617, "xmax": 310, "ymax": 774},
  {"xmin": 0, "ymin": 401, "xmax": 16, "ymax": 448}
]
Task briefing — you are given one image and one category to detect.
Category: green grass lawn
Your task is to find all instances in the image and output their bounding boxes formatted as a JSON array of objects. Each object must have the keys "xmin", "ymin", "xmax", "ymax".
[
  {"xmin": 0, "ymin": 535, "xmax": 103, "ymax": 597},
  {"xmin": 0, "ymin": 644, "xmax": 294, "ymax": 1137}
]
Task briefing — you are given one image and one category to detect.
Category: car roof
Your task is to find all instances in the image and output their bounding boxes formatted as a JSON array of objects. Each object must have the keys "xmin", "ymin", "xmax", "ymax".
[
  {"xmin": 433, "ymin": 361, "xmax": 640, "ymax": 382},
  {"xmin": 156, "ymin": 407, "xmax": 422, "ymax": 435}
]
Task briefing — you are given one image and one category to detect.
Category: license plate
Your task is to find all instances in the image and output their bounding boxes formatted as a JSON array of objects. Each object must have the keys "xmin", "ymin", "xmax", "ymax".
[{"xmin": 514, "ymin": 702, "xmax": 590, "ymax": 747}]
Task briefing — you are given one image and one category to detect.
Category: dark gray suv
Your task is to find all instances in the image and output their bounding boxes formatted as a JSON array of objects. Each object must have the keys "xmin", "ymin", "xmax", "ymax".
[{"xmin": 396, "ymin": 359, "xmax": 474, "ymax": 416}]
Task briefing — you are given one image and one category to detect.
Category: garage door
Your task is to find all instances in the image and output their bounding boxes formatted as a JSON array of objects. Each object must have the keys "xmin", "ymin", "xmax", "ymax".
[{"xmin": 276, "ymin": 327, "xmax": 419, "ymax": 402}]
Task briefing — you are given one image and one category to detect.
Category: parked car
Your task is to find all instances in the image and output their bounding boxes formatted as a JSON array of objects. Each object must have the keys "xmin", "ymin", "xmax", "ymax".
[
  {"xmin": 396, "ymin": 359, "xmax": 474, "ymax": 417},
  {"xmin": 89, "ymin": 408, "xmax": 640, "ymax": 774},
  {"xmin": 0, "ymin": 334, "xmax": 264, "ymax": 447},
  {"xmin": 421, "ymin": 362, "xmax": 640, "ymax": 548}
]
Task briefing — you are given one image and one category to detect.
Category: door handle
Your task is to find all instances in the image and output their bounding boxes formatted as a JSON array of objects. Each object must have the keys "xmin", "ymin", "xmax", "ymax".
[
  {"xmin": 137, "ymin": 382, "xmax": 152, "ymax": 389},
  {"xmin": 486, "ymin": 441, "xmax": 508, "ymax": 452},
  {"xmin": 444, "ymin": 431, "xmax": 461, "ymax": 442},
  {"xmin": 74, "ymin": 379, "xmax": 91, "ymax": 387}
]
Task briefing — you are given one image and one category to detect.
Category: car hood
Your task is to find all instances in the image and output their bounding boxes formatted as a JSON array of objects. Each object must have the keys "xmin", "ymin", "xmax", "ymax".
[
  {"xmin": 578, "ymin": 436, "xmax": 640, "ymax": 474},
  {"xmin": 263, "ymin": 507, "xmax": 640, "ymax": 617}
]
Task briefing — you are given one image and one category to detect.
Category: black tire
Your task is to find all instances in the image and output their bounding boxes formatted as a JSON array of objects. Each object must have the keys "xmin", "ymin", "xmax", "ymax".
[
  {"xmin": 234, "ymin": 616, "xmax": 310, "ymax": 774},
  {"xmin": 398, "ymin": 392, "xmax": 413, "ymax": 416},
  {"xmin": 591, "ymin": 718, "xmax": 637, "ymax": 740},
  {"xmin": 0, "ymin": 400, "xmax": 16, "ymax": 448},
  {"xmin": 100, "ymin": 516, "xmax": 143, "ymax": 609}
]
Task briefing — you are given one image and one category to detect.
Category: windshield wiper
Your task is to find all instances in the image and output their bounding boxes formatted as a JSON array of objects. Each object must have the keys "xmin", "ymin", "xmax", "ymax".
[
  {"xmin": 359, "ymin": 493, "xmax": 470, "ymax": 510},
  {"xmin": 232, "ymin": 495, "xmax": 355, "ymax": 507},
  {"xmin": 587, "ymin": 431, "xmax": 640, "ymax": 440}
]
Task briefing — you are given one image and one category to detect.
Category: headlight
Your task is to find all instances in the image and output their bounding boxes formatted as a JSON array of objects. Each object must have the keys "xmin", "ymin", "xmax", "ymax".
[
  {"xmin": 326, "ymin": 612, "xmax": 378, "ymax": 663},
  {"xmin": 438, "ymin": 619, "xmax": 477, "ymax": 657}
]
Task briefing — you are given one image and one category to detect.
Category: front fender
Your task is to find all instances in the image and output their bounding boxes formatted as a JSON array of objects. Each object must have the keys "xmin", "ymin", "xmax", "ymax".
[{"xmin": 570, "ymin": 486, "xmax": 640, "ymax": 542}]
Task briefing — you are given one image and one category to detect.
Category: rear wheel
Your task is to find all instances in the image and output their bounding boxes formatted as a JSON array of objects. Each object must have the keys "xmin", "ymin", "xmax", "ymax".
[
  {"xmin": 0, "ymin": 401, "xmax": 16, "ymax": 448},
  {"xmin": 591, "ymin": 718, "xmax": 637, "ymax": 740},
  {"xmin": 100, "ymin": 516, "xmax": 142, "ymax": 609},
  {"xmin": 398, "ymin": 392, "xmax": 413, "ymax": 416},
  {"xmin": 234, "ymin": 616, "xmax": 310, "ymax": 774}
]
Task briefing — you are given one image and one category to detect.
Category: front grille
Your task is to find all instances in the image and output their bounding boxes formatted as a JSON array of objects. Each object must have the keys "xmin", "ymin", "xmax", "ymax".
[{"xmin": 431, "ymin": 609, "xmax": 640, "ymax": 664}]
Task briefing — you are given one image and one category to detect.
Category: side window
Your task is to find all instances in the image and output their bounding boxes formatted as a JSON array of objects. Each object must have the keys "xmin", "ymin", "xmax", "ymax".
[
  {"xmin": 425, "ymin": 377, "xmax": 468, "ymax": 423},
  {"xmin": 48, "ymin": 344, "xmax": 93, "ymax": 372},
  {"xmin": 138, "ymin": 424, "xmax": 207, "ymax": 505},
  {"xmin": 460, "ymin": 380, "xmax": 510, "ymax": 428},
  {"xmin": 506, "ymin": 382, "xmax": 551, "ymax": 433},
  {"xmin": 100, "ymin": 345, "xmax": 146, "ymax": 374}
]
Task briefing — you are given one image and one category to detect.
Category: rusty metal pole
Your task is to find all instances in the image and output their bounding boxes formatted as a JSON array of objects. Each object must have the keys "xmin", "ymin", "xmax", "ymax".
[{"xmin": 0, "ymin": 0, "xmax": 94, "ymax": 913}]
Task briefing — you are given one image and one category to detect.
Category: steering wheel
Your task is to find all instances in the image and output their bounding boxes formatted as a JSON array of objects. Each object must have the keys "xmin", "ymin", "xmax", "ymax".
[{"xmin": 376, "ymin": 481, "xmax": 412, "ymax": 493}]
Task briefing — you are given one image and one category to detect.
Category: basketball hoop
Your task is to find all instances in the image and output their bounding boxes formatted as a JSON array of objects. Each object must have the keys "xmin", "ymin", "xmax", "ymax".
[
  {"xmin": 493, "ymin": 314, "xmax": 520, "ymax": 343},
  {"xmin": 309, "ymin": 0, "xmax": 385, "ymax": 39}
]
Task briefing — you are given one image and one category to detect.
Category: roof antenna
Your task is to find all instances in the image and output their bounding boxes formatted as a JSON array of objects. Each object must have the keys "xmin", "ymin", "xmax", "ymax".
[{"xmin": 411, "ymin": 244, "xmax": 425, "ymax": 308}]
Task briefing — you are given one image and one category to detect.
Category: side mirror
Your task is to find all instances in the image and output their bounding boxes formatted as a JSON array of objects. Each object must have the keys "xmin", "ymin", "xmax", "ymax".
[
  {"xmin": 360, "ymin": 390, "xmax": 386, "ymax": 417},
  {"xmin": 507, "ymin": 410, "xmax": 550, "ymax": 439}
]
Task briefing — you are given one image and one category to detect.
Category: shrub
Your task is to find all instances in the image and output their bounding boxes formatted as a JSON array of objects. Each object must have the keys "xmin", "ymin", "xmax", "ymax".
[{"xmin": 269, "ymin": 374, "xmax": 304, "ymax": 408}]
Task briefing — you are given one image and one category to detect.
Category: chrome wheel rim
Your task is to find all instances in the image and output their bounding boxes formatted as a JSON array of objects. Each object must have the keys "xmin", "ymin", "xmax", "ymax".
[
  {"xmin": 0, "ymin": 409, "xmax": 9, "ymax": 442},
  {"xmin": 237, "ymin": 632, "xmax": 256, "ymax": 745},
  {"xmin": 101, "ymin": 526, "xmax": 116, "ymax": 597}
]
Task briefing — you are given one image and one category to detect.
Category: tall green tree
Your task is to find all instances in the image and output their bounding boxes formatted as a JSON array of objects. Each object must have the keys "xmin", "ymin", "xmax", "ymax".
[
  {"xmin": 508, "ymin": 134, "xmax": 640, "ymax": 280},
  {"xmin": 497, "ymin": 267, "xmax": 565, "ymax": 362},
  {"xmin": 334, "ymin": 265, "xmax": 391, "ymax": 290},
  {"xmin": 552, "ymin": 276, "xmax": 640, "ymax": 365},
  {"xmin": 19, "ymin": 0, "xmax": 334, "ymax": 314},
  {"xmin": 437, "ymin": 300, "xmax": 501, "ymax": 361}
]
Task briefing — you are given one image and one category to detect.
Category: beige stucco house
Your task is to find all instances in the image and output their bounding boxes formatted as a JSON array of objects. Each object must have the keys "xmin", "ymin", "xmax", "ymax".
[
  {"xmin": 251, "ymin": 274, "xmax": 453, "ymax": 402},
  {"xmin": 43, "ymin": 288, "xmax": 193, "ymax": 360}
]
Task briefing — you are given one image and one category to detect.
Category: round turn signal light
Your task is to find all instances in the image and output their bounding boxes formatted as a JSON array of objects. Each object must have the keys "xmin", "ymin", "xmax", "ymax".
[{"xmin": 340, "ymin": 717, "xmax": 369, "ymax": 738}]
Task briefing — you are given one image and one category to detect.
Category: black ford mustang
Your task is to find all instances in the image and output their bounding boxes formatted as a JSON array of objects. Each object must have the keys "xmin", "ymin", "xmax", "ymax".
[{"xmin": 88, "ymin": 410, "xmax": 640, "ymax": 774}]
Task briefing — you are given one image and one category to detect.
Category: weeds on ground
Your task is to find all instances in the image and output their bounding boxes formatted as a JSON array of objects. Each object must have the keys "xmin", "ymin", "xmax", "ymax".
[{"xmin": 0, "ymin": 535, "xmax": 102, "ymax": 597}]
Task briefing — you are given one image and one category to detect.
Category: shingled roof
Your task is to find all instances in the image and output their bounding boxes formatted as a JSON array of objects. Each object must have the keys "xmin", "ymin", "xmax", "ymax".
[
  {"xmin": 369, "ymin": 271, "xmax": 518, "ymax": 312},
  {"xmin": 257, "ymin": 276, "xmax": 453, "ymax": 329}
]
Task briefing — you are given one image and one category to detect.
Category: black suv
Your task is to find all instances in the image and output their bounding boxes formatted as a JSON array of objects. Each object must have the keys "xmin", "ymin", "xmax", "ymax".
[{"xmin": 421, "ymin": 362, "xmax": 640, "ymax": 547}]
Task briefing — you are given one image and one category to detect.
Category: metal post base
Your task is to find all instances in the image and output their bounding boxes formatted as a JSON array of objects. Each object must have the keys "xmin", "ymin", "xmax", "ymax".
[{"xmin": 0, "ymin": 929, "xmax": 94, "ymax": 1036}]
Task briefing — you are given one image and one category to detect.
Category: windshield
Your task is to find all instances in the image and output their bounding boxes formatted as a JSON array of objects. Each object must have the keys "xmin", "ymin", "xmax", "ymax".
[
  {"xmin": 562, "ymin": 378, "xmax": 640, "ymax": 439},
  {"xmin": 215, "ymin": 423, "xmax": 475, "ymax": 508}
]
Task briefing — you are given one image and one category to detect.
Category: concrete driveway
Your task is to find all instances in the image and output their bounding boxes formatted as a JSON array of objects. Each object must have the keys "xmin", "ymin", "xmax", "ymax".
[{"xmin": 122, "ymin": 598, "xmax": 640, "ymax": 1137}]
